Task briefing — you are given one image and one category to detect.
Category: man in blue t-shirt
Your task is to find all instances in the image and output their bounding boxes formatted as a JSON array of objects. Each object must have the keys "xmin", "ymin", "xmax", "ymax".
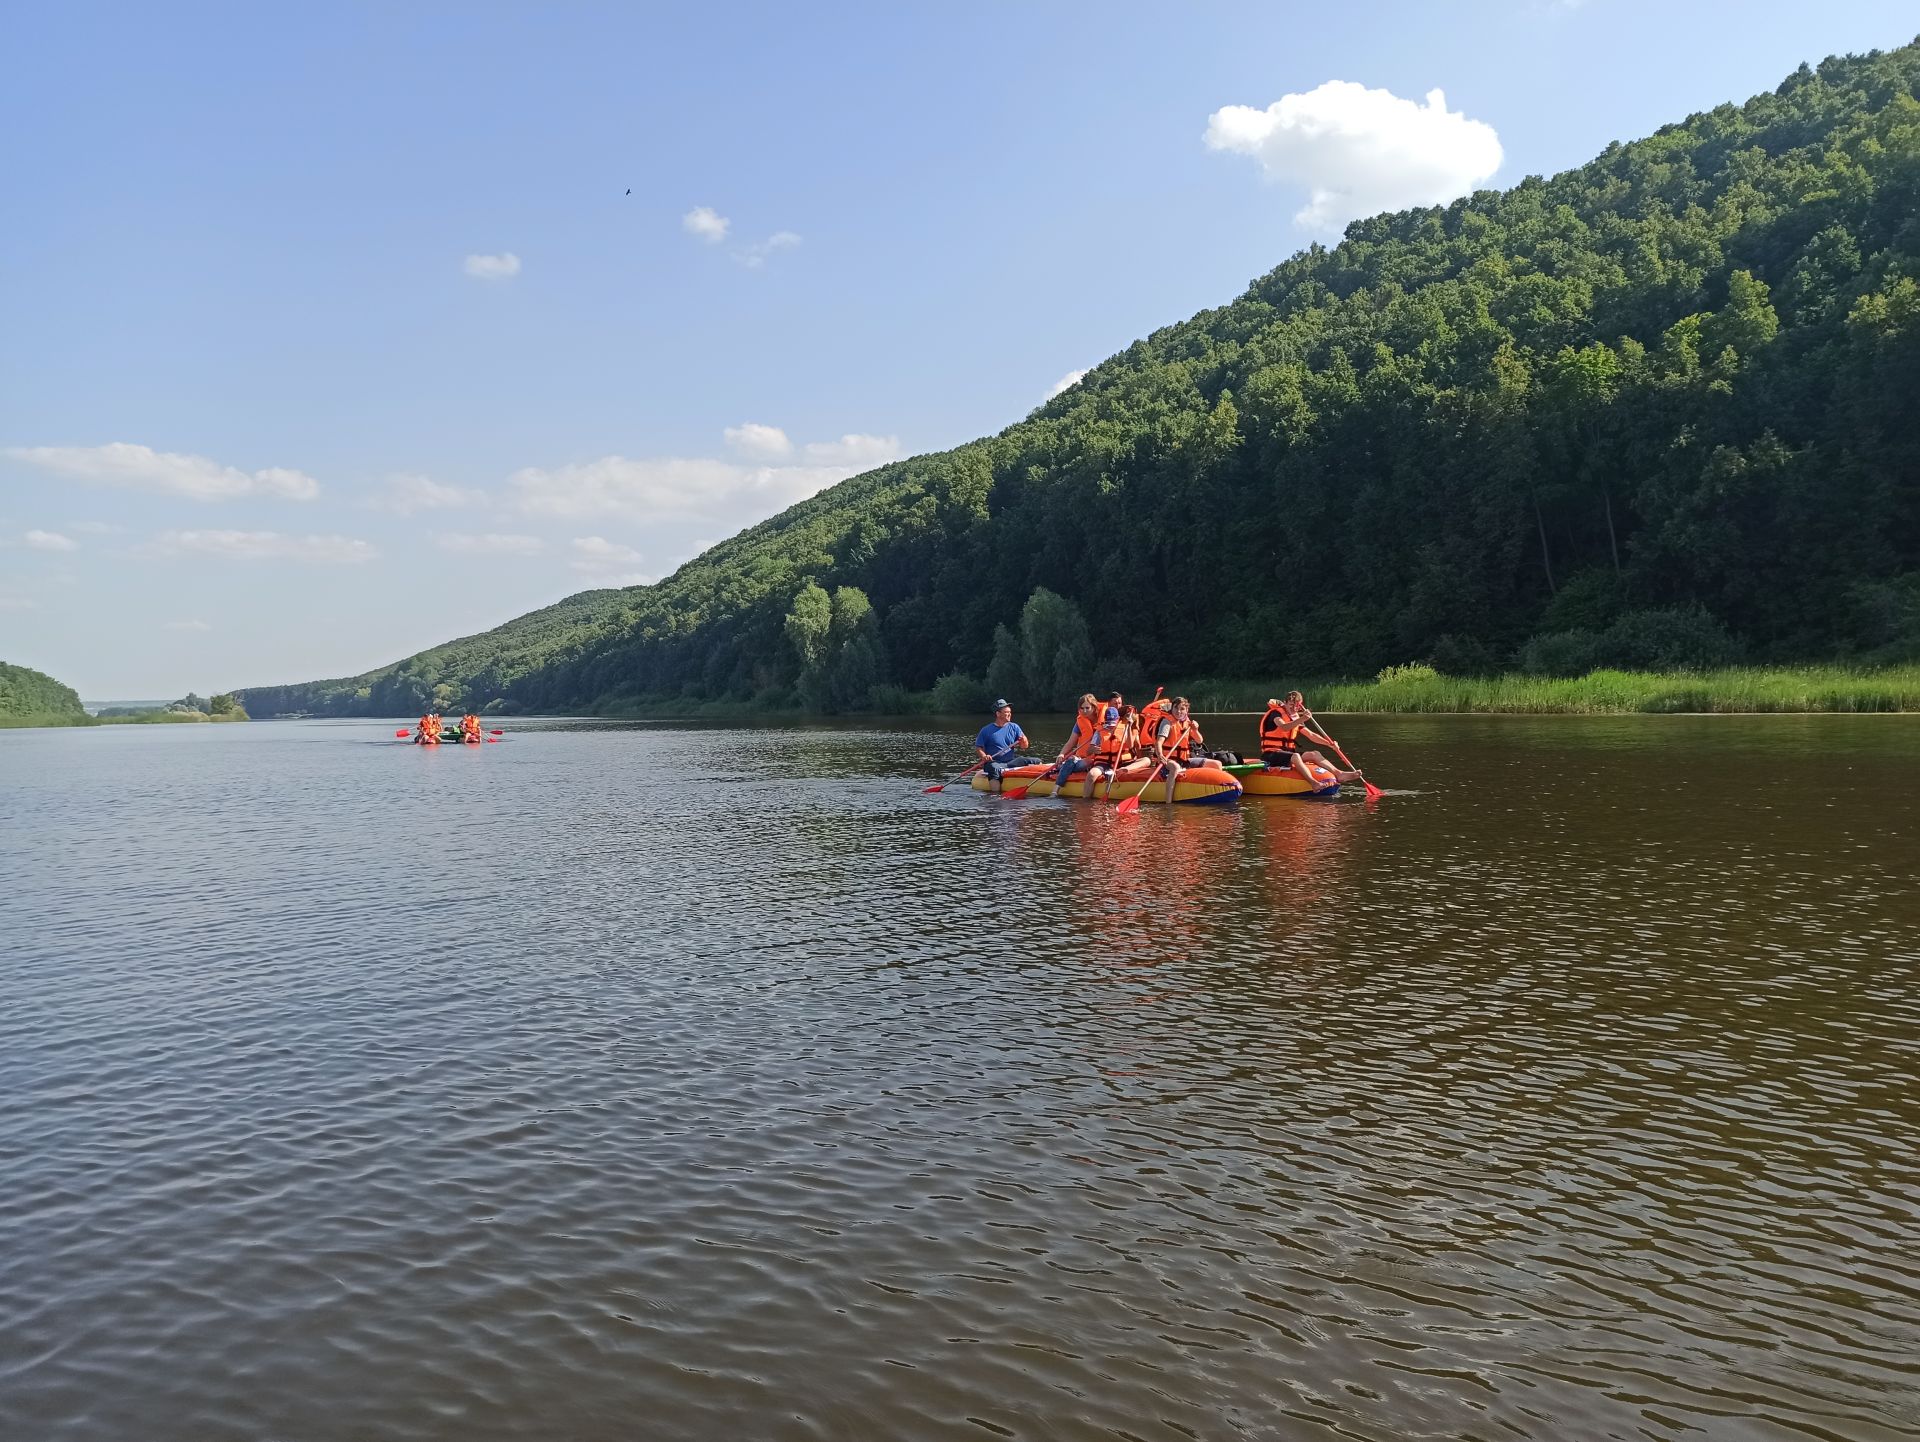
[{"xmin": 973, "ymin": 700, "xmax": 1032, "ymax": 792}]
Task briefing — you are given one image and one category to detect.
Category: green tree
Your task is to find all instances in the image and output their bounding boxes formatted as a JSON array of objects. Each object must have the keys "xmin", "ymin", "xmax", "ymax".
[
  {"xmin": 1018, "ymin": 587, "xmax": 1093, "ymax": 710},
  {"xmin": 783, "ymin": 581, "xmax": 833, "ymax": 673}
]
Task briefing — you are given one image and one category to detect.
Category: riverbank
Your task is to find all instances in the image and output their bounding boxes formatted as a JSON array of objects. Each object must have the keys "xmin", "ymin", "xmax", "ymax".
[
  {"xmin": 1176, "ymin": 665, "xmax": 1920, "ymax": 715},
  {"xmin": 579, "ymin": 664, "xmax": 1920, "ymax": 721},
  {"xmin": 0, "ymin": 710, "xmax": 250, "ymax": 729}
]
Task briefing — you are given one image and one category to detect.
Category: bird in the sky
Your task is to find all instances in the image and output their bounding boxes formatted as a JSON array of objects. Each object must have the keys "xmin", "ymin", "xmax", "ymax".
[{"xmin": 625, "ymin": 189, "xmax": 631, "ymax": 195}]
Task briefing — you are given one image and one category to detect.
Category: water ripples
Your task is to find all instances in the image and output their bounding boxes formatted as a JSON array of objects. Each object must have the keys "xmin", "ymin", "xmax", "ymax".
[{"xmin": 2, "ymin": 716, "xmax": 1917, "ymax": 1440}]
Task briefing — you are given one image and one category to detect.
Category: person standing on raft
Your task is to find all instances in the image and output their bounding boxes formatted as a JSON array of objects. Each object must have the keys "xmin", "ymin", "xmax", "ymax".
[
  {"xmin": 974, "ymin": 699, "xmax": 1033, "ymax": 793},
  {"xmin": 1259, "ymin": 692, "xmax": 1360, "ymax": 792}
]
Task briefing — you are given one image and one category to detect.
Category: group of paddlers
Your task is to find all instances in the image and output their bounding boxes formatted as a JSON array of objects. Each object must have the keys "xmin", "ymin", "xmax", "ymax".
[
  {"xmin": 972, "ymin": 690, "xmax": 1364, "ymax": 800},
  {"xmin": 415, "ymin": 711, "xmax": 484, "ymax": 745}
]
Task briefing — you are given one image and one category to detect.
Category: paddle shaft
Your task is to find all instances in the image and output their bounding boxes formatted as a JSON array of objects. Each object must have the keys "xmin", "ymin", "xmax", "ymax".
[{"xmin": 1302, "ymin": 710, "xmax": 1383, "ymax": 798}]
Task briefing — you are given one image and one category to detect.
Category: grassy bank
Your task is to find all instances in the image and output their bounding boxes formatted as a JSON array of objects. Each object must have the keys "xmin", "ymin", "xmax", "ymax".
[
  {"xmin": 583, "ymin": 664, "xmax": 1920, "ymax": 722},
  {"xmin": 1176, "ymin": 665, "xmax": 1920, "ymax": 715},
  {"xmin": 0, "ymin": 710, "xmax": 249, "ymax": 730}
]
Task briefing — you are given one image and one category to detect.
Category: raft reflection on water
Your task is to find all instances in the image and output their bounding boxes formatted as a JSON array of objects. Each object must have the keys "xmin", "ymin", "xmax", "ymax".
[{"xmin": 996, "ymin": 790, "xmax": 1372, "ymax": 955}]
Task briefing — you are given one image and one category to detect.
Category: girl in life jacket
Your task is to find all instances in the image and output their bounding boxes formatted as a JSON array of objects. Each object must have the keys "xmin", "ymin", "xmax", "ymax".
[
  {"xmin": 459, "ymin": 712, "xmax": 483, "ymax": 743},
  {"xmin": 417, "ymin": 712, "xmax": 442, "ymax": 744},
  {"xmin": 1052, "ymin": 693, "xmax": 1110, "ymax": 797}
]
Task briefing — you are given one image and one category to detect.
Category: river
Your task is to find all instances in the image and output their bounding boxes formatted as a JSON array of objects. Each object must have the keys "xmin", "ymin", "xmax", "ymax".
[{"xmin": 3, "ymin": 715, "xmax": 1917, "ymax": 1441}]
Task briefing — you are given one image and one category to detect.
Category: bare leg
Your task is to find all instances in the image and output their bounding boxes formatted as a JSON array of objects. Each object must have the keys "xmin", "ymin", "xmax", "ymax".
[
  {"xmin": 1164, "ymin": 761, "xmax": 1182, "ymax": 804},
  {"xmin": 1298, "ymin": 751, "xmax": 1341, "ymax": 791}
]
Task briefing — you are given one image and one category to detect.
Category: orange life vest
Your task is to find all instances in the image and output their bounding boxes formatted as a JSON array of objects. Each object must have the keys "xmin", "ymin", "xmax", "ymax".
[
  {"xmin": 1065, "ymin": 711, "xmax": 1100, "ymax": 761},
  {"xmin": 1093, "ymin": 704, "xmax": 1127, "ymax": 761},
  {"xmin": 1260, "ymin": 706, "xmax": 1301, "ymax": 751},
  {"xmin": 1155, "ymin": 715, "xmax": 1196, "ymax": 761},
  {"xmin": 460, "ymin": 715, "xmax": 482, "ymax": 740}
]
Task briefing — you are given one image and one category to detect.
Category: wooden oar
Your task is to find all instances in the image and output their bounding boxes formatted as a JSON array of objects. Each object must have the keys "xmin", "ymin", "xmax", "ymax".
[{"xmin": 1303, "ymin": 711, "xmax": 1383, "ymax": 800}]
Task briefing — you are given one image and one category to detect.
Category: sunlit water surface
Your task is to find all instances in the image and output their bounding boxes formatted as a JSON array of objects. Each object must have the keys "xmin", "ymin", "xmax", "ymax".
[{"xmin": 3, "ymin": 715, "xmax": 1917, "ymax": 1441}]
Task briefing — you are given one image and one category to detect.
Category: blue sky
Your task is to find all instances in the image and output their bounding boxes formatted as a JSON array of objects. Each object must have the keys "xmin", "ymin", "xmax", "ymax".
[{"xmin": 3, "ymin": 0, "xmax": 1914, "ymax": 698}]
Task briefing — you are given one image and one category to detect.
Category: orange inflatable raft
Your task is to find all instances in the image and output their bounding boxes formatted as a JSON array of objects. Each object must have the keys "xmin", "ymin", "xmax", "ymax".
[{"xmin": 972, "ymin": 759, "xmax": 1243, "ymax": 805}]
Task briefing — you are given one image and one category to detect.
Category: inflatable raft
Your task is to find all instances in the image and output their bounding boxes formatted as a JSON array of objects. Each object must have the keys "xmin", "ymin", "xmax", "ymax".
[
  {"xmin": 972, "ymin": 759, "xmax": 1243, "ymax": 805},
  {"xmin": 1226, "ymin": 760, "xmax": 1342, "ymax": 798}
]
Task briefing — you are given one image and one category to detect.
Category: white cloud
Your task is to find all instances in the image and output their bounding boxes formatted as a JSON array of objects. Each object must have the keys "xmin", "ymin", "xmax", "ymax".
[
  {"xmin": 511, "ymin": 455, "xmax": 850, "ymax": 524},
  {"xmin": 507, "ymin": 429, "xmax": 900, "ymax": 528},
  {"xmin": 1047, "ymin": 369, "xmax": 1089, "ymax": 399},
  {"xmin": 801, "ymin": 433, "xmax": 902, "ymax": 467},
  {"xmin": 434, "ymin": 531, "xmax": 545, "ymax": 556},
  {"xmin": 6, "ymin": 443, "xmax": 320, "ymax": 501},
  {"xmin": 68, "ymin": 520, "xmax": 126, "ymax": 535},
  {"xmin": 724, "ymin": 423, "xmax": 794, "ymax": 460},
  {"xmin": 569, "ymin": 537, "xmax": 653, "ymax": 588},
  {"xmin": 733, "ymin": 230, "xmax": 802, "ymax": 268},
  {"xmin": 1205, "ymin": 80, "xmax": 1503, "ymax": 230},
  {"xmin": 165, "ymin": 619, "xmax": 212, "ymax": 632},
  {"xmin": 682, "ymin": 206, "xmax": 730, "ymax": 244},
  {"xmin": 464, "ymin": 252, "xmax": 522, "ymax": 280},
  {"xmin": 0, "ymin": 595, "xmax": 38, "ymax": 611},
  {"xmin": 368, "ymin": 472, "xmax": 483, "ymax": 516},
  {"xmin": 25, "ymin": 529, "xmax": 77, "ymax": 552},
  {"xmin": 144, "ymin": 530, "xmax": 376, "ymax": 564}
]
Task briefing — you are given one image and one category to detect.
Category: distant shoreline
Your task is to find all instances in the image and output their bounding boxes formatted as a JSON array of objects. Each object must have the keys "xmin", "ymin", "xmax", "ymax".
[{"xmin": 568, "ymin": 665, "xmax": 1920, "ymax": 722}]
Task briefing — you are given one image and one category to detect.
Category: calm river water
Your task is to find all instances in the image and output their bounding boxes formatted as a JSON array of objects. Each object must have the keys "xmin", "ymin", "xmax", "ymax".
[{"xmin": 3, "ymin": 715, "xmax": 1918, "ymax": 1441}]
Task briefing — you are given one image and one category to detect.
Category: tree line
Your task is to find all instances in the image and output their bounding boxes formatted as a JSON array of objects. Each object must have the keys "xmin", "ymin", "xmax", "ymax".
[{"xmin": 241, "ymin": 40, "xmax": 1920, "ymax": 719}]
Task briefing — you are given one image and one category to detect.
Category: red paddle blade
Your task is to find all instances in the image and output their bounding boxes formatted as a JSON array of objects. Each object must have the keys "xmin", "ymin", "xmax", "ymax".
[
  {"xmin": 1362, "ymin": 778, "xmax": 1384, "ymax": 799},
  {"xmin": 1002, "ymin": 784, "xmax": 1034, "ymax": 799},
  {"xmin": 395, "ymin": 729, "xmax": 410, "ymax": 737},
  {"xmin": 922, "ymin": 783, "xmax": 947, "ymax": 792},
  {"xmin": 489, "ymin": 729, "xmax": 504, "ymax": 735},
  {"xmin": 1114, "ymin": 790, "xmax": 1142, "ymax": 816}
]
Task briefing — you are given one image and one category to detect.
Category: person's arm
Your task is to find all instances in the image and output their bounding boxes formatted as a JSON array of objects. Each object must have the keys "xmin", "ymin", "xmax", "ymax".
[{"xmin": 1017, "ymin": 726, "xmax": 1032, "ymax": 751}]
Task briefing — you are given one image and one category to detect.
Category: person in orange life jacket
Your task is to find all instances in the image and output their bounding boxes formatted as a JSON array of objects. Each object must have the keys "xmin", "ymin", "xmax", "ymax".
[
  {"xmin": 1259, "ymin": 692, "xmax": 1359, "ymax": 791},
  {"xmin": 1148, "ymin": 696, "xmax": 1207, "ymax": 803},
  {"xmin": 459, "ymin": 712, "xmax": 482, "ymax": 743},
  {"xmin": 974, "ymin": 699, "xmax": 1033, "ymax": 792},
  {"xmin": 1136, "ymin": 692, "xmax": 1171, "ymax": 748},
  {"xmin": 1052, "ymin": 693, "xmax": 1110, "ymax": 796},
  {"xmin": 417, "ymin": 711, "xmax": 442, "ymax": 743}
]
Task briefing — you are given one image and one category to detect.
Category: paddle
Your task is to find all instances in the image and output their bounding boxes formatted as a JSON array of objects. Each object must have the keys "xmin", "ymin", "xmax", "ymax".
[
  {"xmin": 923, "ymin": 758, "xmax": 988, "ymax": 793},
  {"xmin": 1302, "ymin": 710, "xmax": 1384, "ymax": 800},
  {"xmin": 1115, "ymin": 759, "xmax": 1166, "ymax": 817}
]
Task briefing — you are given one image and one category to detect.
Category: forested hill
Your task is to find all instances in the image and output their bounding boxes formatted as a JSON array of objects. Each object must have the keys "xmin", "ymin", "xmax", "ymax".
[
  {"xmin": 0, "ymin": 661, "xmax": 85, "ymax": 718},
  {"xmin": 242, "ymin": 41, "xmax": 1920, "ymax": 719}
]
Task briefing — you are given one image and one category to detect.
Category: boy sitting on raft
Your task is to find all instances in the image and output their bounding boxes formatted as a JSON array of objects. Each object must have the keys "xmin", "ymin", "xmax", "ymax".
[{"xmin": 1258, "ymin": 692, "xmax": 1362, "ymax": 792}]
